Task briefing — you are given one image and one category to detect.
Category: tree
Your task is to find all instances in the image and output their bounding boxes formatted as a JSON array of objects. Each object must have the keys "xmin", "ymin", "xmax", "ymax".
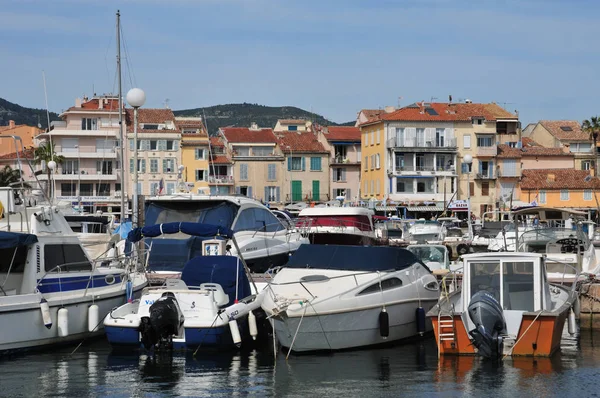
[
  {"xmin": 34, "ymin": 141, "xmax": 65, "ymax": 197},
  {"xmin": 582, "ymin": 116, "xmax": 600, "ymax": 165},
  {"xmin": 0, "ymin": 165, "xmax": 29, "ymax": 188}
]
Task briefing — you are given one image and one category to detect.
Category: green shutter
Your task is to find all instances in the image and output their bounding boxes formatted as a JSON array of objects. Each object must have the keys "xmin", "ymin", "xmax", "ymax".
[
  {"xmin": 291, "ymin": 180, "xmax": 302, "ymax": 202},
  {"xmin": 312, "ymin": 180, "xmax": 320, "ymax": 201}
]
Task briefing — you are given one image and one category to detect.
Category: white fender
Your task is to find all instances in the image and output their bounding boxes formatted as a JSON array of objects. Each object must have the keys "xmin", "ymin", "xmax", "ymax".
[
  {"xmin": 248, "ymin": 310, "xmax": 258, "ymax": 341},
  {"xmin": 39, "ymin": 298, "xmax": 52, "ymax": 329},
  {"xmin": 88, "ymin": 304, "xmax": 99, "ymax": 332},
  {"xmin": 229, "ymin": 320, "xmax": 242, "ymax": 347},
  {"xmin": 222, "ymin": 292, "xmax": 265, "ymax": 321},
  {"xmin": 58, "ymin": 307, "xmax": 69, "ymax": 337}
]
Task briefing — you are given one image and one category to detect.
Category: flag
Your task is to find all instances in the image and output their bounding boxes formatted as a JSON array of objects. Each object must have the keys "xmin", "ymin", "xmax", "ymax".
[
  {"xmin": 158, "ymin": 178, "xmax": 165, "ymax": 195},
  {"xmin": 530, "ymin": 193, "xmax": 539, "ymax": 207}
]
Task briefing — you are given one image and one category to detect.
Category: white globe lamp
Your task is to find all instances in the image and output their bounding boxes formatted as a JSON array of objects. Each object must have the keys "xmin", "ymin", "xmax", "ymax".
[
  {"xmin": 463, "ymin": 154, "xmax": 473, "ymax": 164},
  {"xmin": 126, "ymin": 88, "xmax": 146, "ymax": 108},
  {"xmin": 47, "ymin": 160, "xmax": 57, "ymax": 171}
]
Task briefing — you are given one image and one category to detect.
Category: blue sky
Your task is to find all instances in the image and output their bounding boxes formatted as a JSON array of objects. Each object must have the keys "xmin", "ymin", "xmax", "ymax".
[{"xmin": 1, "ymin": 0, "xmax": 599, "ymax": 125}]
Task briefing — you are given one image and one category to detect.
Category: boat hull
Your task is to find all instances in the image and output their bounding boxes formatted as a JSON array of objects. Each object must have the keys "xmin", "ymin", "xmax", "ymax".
[
  {"xmin": 307, "ymin": 232, "xmax": 377, "ymax": 246},
  {"xmin": 274, "ymin": 300, "xmax": 437, "ymax": 352}
]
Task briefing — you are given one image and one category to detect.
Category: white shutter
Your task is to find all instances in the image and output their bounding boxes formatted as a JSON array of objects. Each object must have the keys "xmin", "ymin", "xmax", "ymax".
[
  {"xmin": 425, "ymin": 128, "xmax": 435, "ymax": 145},
  {"xmin": 463, "ymin": 135, "xmax": 471, "ymax": 149},
  {"xmin": 406, "ymin": 128, "xmax": 416, "ymax": 147}
]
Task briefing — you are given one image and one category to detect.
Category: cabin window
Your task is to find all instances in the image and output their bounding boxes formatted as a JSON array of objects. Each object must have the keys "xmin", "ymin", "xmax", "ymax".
[
  {"xmin": 469, "ymin": 261, "xmax": 501, "ymax": 302},
  {"xmin": 233, "ymin": 208, "xmax": 285, "ymax": 233},
  {"xmin": 44, "ymin": 244, "xmax": 92, "ymax": 272},
  {"xmin": 358, "ymin": 277, "xmax": 403, "ymax": 295},
  {"xmin": 502, "ymin": 262, "xmax": 534, "ymax": 311},
  {"xmin": 0, "ymin": 246, "xmax": 29, "ymax": 273}
]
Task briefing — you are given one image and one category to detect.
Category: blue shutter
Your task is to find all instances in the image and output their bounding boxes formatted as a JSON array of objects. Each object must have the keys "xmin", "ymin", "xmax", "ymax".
[
  {"xmin": 173, "ymin": 140, "xmax": 179, "ymax": 151},
  {"xmin": 248, "ymin": 186, "xmax": 253, "ymax": 198},
  {"xmin": 235, "ymin": 186, "xmax": 241, "ymax": 195},
  {"xmin": 276, "ymin": 186, "xmax": 280, "ymax": 202},
  {"xmin": 264, "ymin": 187, "xmax": 269, "ymax": 202},
  {"xmin": 130, "ymin": 159, "xmax": 134, "ymax": 173},
  {"xmin": 287, "ymin": 157, "xmax": 292, "ymax": 171},
  {"xmin": 162, "ymin": 159, "xmax": 167, "ymax": 173},
  {"xmin": 129, "ymin": 139, "xmax": 134, "ymax": 150},
  {"xmin": 301, "ymin": 157, "xmax": 306, "ymax": 171},
  {"xmin": 461, "ymin": 163, "xmax": 468, "ymax": 173},
  {"xmin": 489, "ymin": 161, "xmax": 494, "ymax": 177}
]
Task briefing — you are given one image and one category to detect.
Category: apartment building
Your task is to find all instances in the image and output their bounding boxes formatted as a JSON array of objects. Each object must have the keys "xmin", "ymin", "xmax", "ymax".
[
  {"xmin": 358, "ymin": 109, "xmax": 387, "ymax": 201},
  {"xmin": 178, "ymin": 117, "xmax": 210, "ymax": 194},
  {"xmin": 0, "ymin": 120, "xmax": 43, "ymax": 156},
  {"xmin": 208, "ymin": 136, "xmax": 234, "ymax": 196},
  {"xmin": 126, "ymin": 108, "xmax": 182, "ymax": 196}
]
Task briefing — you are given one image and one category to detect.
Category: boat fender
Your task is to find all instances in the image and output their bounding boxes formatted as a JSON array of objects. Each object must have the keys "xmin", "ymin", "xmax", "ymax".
[
  {"xmin": 416, "ymin": 307, "xmax": 426, "ymax": 336},
  {"xmin": 248, "ymin": 310, "xmax": 258, "ymax": 341},
  {"xmin": 125, "ymin": 280, "xmax": 133, "ymax": 303},
  {"xmin": 39, "ymin": 298, "xmax": 52, "ymax": 329},
  {"xmin": 573, "ymin": 297, "xmax": 581, "ymax": 318},
  {"xmin": 88, "ymin": 304, "xmax": 99, "ymax": 332},
  {"xmin": 58, "ymin": 307, "xmax": 69, "ymax": 337},
  {"xmin": 379, "ymin": 308, "xmax": 389, "ymax": 339},
  {"xmin": 568, "ymin": 308, "xmax": 577, "ymax": 335},
  {"xmin": 229, "ymin": 320, "xmax": 242, "ymax": 347}
]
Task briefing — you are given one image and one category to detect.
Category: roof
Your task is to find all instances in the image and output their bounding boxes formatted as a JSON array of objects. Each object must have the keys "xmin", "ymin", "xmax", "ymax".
[
  {"xmin": 125, "ymin": 108, "xmax": 178, "ymax": 133},
  {"xmin": 278, "ymin": 119, "xmax": 307, "ymax": 125},
  {"xmin": 382, "ymin": 102, "xmax": 517, "ymax": 122},
  {"xmin": 176, "ymin": 118, "xmax": 207, "ymax": 136},
  {"xmin": 221, "ymin": 127, "xmax": 277, "ymax": 144},
  {"xmin": 538, "ymin": 120, "xmax": 588, "ymax": 141},
  {"xmin": 66, "ymin": 98, "xmax": 121, "ymax": 112},
  {"xmin": 277, "ymin": 131, "xmax": 328, "ymax": 153},
  {"xmin": 0, "ymin": 148, "xmax": 34, "ymax": 160},
  {"xmin": 520, "ymin": 169, "xmax": 600, "ymax": 190},
  {"xmin": 210, "ymin": 155, "xmax": 232, "ymax": 164},
  {"xmin": 496, "ymin": 144, "xmax": 522, "ymax": 158},
  {"xmin": 325, "ymin": 126, "xmax": 361, "ymax": 142},
  {"xmin": 358, "ymin": 109, "xmax": 387, "ymax": 126},
  {"xmin": 210, "ymin": 137, "xmax": 224, "ymax": 147},
  {"xmin": 497, "ymin": 143, "xmax": 573, "ymax": 158},
  {"xmin": 521, "ymin": 137, "xmax": 538, "ymax": 147}
]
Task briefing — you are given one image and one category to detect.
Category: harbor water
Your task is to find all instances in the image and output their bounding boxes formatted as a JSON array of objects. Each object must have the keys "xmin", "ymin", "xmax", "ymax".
[{"xmin": 1, "ymin": 331, "xmax": 599, "ymax": 397}]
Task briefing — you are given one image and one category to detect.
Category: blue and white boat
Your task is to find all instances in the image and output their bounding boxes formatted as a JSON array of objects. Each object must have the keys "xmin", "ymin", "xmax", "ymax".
[
  {"xmin": 0, "ymin": 197, "xmax": 147, "ymax": 354},
  {"xmin": 103, "ymin": 222, "xmax": 265, "ymax": 350}
]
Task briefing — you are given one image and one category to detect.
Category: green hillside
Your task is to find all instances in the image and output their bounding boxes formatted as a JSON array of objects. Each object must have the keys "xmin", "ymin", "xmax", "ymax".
[{"xmin": 0, "ymin": 98, "xmax": 60, "ymax": 129}]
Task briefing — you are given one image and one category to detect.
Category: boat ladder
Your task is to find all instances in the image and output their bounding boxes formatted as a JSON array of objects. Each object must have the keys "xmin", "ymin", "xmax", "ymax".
[{"xmin": 437, "ymin": 305, "xmax": 456, "ymax": 356}]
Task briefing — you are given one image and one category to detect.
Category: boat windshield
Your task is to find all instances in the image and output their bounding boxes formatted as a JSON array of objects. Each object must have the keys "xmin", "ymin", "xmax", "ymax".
[
  {"xmin": 407, "ymin": 246, "xmax": 446, "ymax": 264},
  {"xmin": 145, "ymin": 200, "xmax": 239, "ymax": 230},
  {"xmin": 518, "ymin": 227, "xmax": 589, "ymax": 253}
]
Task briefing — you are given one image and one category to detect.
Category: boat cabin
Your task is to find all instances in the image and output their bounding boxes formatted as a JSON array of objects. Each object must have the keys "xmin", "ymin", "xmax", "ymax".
[{"xmin": 297, "ymin": 207, "xmax": 375, "ymax": 231}]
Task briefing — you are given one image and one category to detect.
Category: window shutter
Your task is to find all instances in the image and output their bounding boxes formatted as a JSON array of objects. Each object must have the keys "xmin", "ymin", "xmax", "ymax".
[
  {"xmin": 235, "ymin": 186, "xmax": 241, "ymax": 195},
  {"xmin": 129, "ymin": 139, "xmax": 134, "ymax": 150},
  {"xmin": 173, "ymin": 140, "xmax": 179, "ymax": 151},
  {"xmin": 129, "ymin": 159, "xmax": 134, "ymax": 173},
  {"xmin": 287, "ymin": 157, "xmax": 292, "ymax": 171},
  {"xmin": 142, "ymin": 160, "xmax": 146, "ymax": 173},
  {"xmin": 248, "ymin": 186, "xmax": 253, "ymax": 198},
  {"xmin": 489, "ymin": 161, "xmax": 494, "ymax": 177},
  {"xmin": 346, "ymin": 189, "xmax": 351, "ymax": 200},
  {"xmin": 264, "ymin": 186, "xmax": 269, "ymax": 202},
  {"xmin": 276, "ymin": 186, "xmax": 280, "ymax": 202},
  {"xmin": 342, "ymin": 168, "xmax": 346, "ymax": 181},
  {"xmin": 301, "ymin": 157, "xmax": 306, "ymax": 171},
  {"xmin": 162, "ymin": 159, "xmax": 168, "ymax": 173},
  {"xmin": 96, "ymin": 161, "xmax": 101, "ymax": 173},
  {"xmin": 158, "ymin": 140, "xmax": 166, "ymax": 150}
]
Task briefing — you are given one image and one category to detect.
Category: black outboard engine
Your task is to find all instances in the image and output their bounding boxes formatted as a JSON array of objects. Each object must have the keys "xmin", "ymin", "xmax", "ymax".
[
  {"xmin": 467, "ymin": 291, "xmax": 507, "ymax": 360},
  {"xmin": 139, "ymin": 293, "xmax": 184, "ymax": 350}
]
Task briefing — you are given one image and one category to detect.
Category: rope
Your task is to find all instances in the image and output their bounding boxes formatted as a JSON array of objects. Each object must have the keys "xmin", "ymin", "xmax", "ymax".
[
  {"xmin": 193, "ymin": 313, "xmax": 222, "ymax": 357},
  {"xmin": 307, "ymin": 301, "xmax": 332, "ymax": 351},
  {"xmin": 286, "ymin": 303, "xmax": 308, "ymax": 360},
  {"xmin": 502, "ymin": 310, "xmax": 544, "ymax": 360}
]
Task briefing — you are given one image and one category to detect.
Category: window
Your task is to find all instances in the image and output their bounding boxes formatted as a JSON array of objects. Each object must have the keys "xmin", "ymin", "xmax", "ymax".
[
  {"xmin": 416, "ymin": 128, "xmax": 425, "ymax": 147},
  {"xmin": 571, "ymin": 143, "xmax": 592, "ymax": 153},
  {"xmin": 334, "ymin": 168, "xmax": 346, "ymax": 182},
  {"xmin": 364, "ymin": 156, "xmax": 368, "ymax": 171},
  {"xmin": 370, "ymin": 155, "xmax": 375, "ymax": 170},
  {"xmin": 264, "ymin": 186, "xmax": 280, "ymax": 202},
  {"xmin": 333, "ymin": 188, "xmax": 349, "ymax": 199},
  {"xmin": 80, "ymin": 183, "xmax": 93, "ymax": 196},
  {"xmin": 195, "ymin": 170, "xmax": 206, "ymax": 181},
  {"xmin": 463, "ymin": 135, "xmax": 471, "ymax": 149},
  {"xmin": 435, "ymin": 128, "xmax": 445, "ymax": 147},
  {"xmin": 364, "ymin": 133, "xmax": 368, "ymax": 147},
  {"xmin": 289, "ymin": 157, "xmax": 303, "ymax": 171},
  {"xmin": 252, "ymin": 146, "xmax": 273, "ymax": 156},
  {"xmin": 143, "ymin": 124, "xmax": 159, "ymax": 130},
  {"xmin": 167, "ymin": 182, "xmax": 175, "ymax": 194},
  {"xmin": 96, "ymin": 139, "xmax": 114, "ymax": 153},
  {"xmin": 436, "ymin": 155, "xmax": 452, "ymax": 171},
  {"xmin": 417, "ymin": 180, "xmax": 434, "ymax": 194},
  {"xmin": 235, "ymin": 146, "xmax": 250, "ymax": 156},
  {"xmin": 193, "ymin": 148, "xmax": 205, "ymax": 160},
  {"xmin": 376, "ymin": 154, "xmax": 381, "ymax": 169},
  {"xmin": 503, "ymin": 159, "xmax": 517, "ymax": 176},
  {"xmin": 81, "ymin": 118, "xmax": 98, "ymax": 131},
  {"xmin": 582, "ymin": 160, "xmax": 592, "ymax": 171},
  {"xmin": 60, "ymin": 183, "xmax": 77, "ymax": 196},
  {"xmin": 62, "ymin": 160, "xmax": 79, "ymax": 175},
  {"xmin": 96, "ymin": 183, "xmax": 110, "ymax": 196},
  {"xmin": 334, "ymin": 145, "xmax": 347, "ymax": 161},
  {"xmin": 96, "ymin": 161, "xmax": 112, "ymax": 175},
  {"xmin": 288, "ymin": 125, "xmax": 298, "ymax": 131},
  {"xmin": 539, "ymin": 190, "xmax": 547, "ymax": 204},
  {"xmin": 240, "ymin": 163, "xmax": 249, "ymax": 180},
  {"xmin": 150, "ymin": 140, "xmax": 158, "ymax": 150},
  {"xmin": 396, "ymin": 178, "xmax": 412, "ymax": 193},
  {"xmin": 129, "ymin": 159, "xmax": 145, "ymax": 173},
  {"xmin": 358, "ymin": 278, "xmax": 402, "ymax": 295},
  {"xmin": 61, "ymin": 138, "xmax": 79, "ymax": 153},
  {"xmin": 267, "ymin": 164, "xmax": 277, "ymax": 181},
  {"xmin": 560, "ymin": 189, "xmax": 569, "ymax": 201},
  {"xmin": 150, "ymin": 159, "xmax": 158, "ymax": 173},
  {"xmin": 234, "ymin": 208, "xmax": 284, "ymax": 233},
  {"xmin": 477, "ymin": 136, "xmax": 494, "ymax": 147},
  {"xmin": 479, "ymin": 161, "xmax": 493, "ymax": 178},
  {"xmin": 141, "ymin": 140, "xmax": 150, "ymax": 151},
  {"xmin": 370, "ymin": 180, "xmax": 374, "ymax": 195},
  {"xmin": 363, "ymin": 180, "xmax": 368, "ymax": 194},
  {"xmin": 370, "ymin": 131, "xmax": 374, "ymax": 146},
  {"xmin": 166, "ymin": 140, "xmax": 177, "ymax": 151},
  {"xmin": 136, "ymin": 182, "xmax": 142, "ymax": 195},
  {"xmin": 585, "ymin": 190, "xmax": 593, "ymax": 201},
  {"xmin": 163, "ymin": 158, "xmax": 176, "ymax": 173},
  {"xmin": 310, "ymin": 157, "xmax": 322, "ymax": 171},
  {"xmin": 45, "ymin": 244, "xmax": 92, "ymax": 272},
  {"xmin": 481, "ymin": 182, "xmax": 489, "ymax": 196},
  {"xmin": 395, "ymin": 128, "xmax": 405, "ymax": 147},
  {"xmin": 472, "ymin": 118, "xmax": 483, "ymax": 125},
  {"xmin": 376, "ymin": 180, "xmax": 380, "ymax": 195},
  {"xmin": 376, "ymin": 130, "xmax": 380, "ymax": 144},
  {"xmin": 150, "ymin": 181, "xmax": 159, "ymax": 195}
]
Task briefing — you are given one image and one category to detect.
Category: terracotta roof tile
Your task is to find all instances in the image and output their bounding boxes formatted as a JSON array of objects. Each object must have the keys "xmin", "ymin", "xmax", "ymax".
[
  {"xmin": 278, "ymin": 119, "xmax": 307, "ymax": 124},
  {"xmin": 0, "ymin": 148, "xmax": 34, "ymax": 160},
  {"xmin": 539, "ymin": 120, "xmax": 588, "ymax": 141},
  {"xmin": 521, "ymin": 169, "xmax": 600, "ymax": 190},
  {"xmin": 325, "ymin": 126, "xmax": 361, "ymax": 141},
  {"xmin": 66, "ymin": 98, "xmax": 121, "ymax": 112},
  {"xmin": 382, "ymin": 102, "xmax": 517, "ymax": 122},
  {"xmin": 359, "ymin": 109, "xmax": 387, "ymax": 126},
  {"xmin": 125, "ymin": 108, "xmax": 179, "ymax": 133},
  {"xmin": 221, "ymin": 127, "xmax": 277, "ymax": 143},
  {"xmin": 210, "ymin": 137, "xmax": 224, "ymax": 147},
  {"xmin": 521, "ymin": 137, "xmax": 538, "ymax": 147},
  {"xmin": 497, "ymin": 142, "xmax": 574, "ymax": 158},
  {"xmin": 496, "ymin": 144, "xmax": 522, "ymax": 158},
  {"xmin": 277, "ymin": 131, "xmax": 328, "ymax": 153},
  {"xmin": 210, "ymin": 155, "xmax": 232, "ymax": 164}
]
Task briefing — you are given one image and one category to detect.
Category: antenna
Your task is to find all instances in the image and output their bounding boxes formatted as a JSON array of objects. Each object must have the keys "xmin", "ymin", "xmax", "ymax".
[
  {"xmin": 497, "ymin": 101, "xmax": 515, "ymax": 110},
  {"xmin": 164, "ymin": 98, "xmax": 170, "ymax": 109},
  {"xmin": 430, "ymin": 97, "xmax": 438, "ymax": 103}
]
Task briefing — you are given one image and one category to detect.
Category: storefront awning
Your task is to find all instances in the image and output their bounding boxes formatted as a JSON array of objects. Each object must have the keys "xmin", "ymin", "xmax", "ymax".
[
  {"xmin": 375, "ymin": 206, "xmax": 399, "ymax": 211},
  {"xmin": 407, "ymin": 205, "xmax": 444, "ymax": 212}
]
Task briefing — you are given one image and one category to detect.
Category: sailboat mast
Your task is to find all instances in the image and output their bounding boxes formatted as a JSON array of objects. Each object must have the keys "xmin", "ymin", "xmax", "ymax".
[{"xmin": 116, "ymin": 10, "xmax": 126, "ymax": 223}]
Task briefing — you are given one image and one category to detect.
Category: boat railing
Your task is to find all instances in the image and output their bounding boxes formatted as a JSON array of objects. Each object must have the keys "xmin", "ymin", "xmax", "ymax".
[
  {"xmin": 544, "ymin": 258, "xmax": 581, "ymax": 290},
  {"xmin": 295, "ymin": 216, "xmax": 374, "ymax": 234}
]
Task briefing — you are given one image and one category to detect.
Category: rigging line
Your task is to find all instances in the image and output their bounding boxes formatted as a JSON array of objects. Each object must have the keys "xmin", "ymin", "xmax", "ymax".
[
  {"xmin": 119, "ymin": 24, "xmax": 136, "ymax": 89},
  {"xmin": 204, "ymin": 108, "xmax": 218, "ymax": 194},
  {"xmin": 104, "ymin": 21, "xmax": 116, "ymax": 93}
]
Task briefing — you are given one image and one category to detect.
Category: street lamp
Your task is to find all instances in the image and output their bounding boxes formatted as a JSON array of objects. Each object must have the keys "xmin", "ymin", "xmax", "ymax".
[
  {"xmin": 177, "ymin": 164, "xmax": 185, "ymax": 193},
  {"xmin": 75, "ymin": 145, "xmax": 82, "ymax": 214},
  {"xmin": 463, "ymin": 154, "xmax": 473, "ymax": 239},
  {"xmin": 47, "ymin": 159, "xmax": 57, "ymax": 201},
  {"xmin": 126, "ymin": 88, "xmax": 146, "ymax": 227},
  {"xmin": 286, "ymin": 145, "xmax": 293, "ymax": 203}
]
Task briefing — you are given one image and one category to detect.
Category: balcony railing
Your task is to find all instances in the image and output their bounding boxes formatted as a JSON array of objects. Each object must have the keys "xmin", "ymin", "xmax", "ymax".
[
  {"xmin": 208, "ymin": 175, "xmax": 234, "ymax": 184},
  {"xmin": 476, "ymin": 145, "xmax": 498, "ymax": 157},
  {"xmin": 331, "ymin": 156, "xmax": 359, "ymax": 164},
  {"xmin": 387, "ymin": 137, "xmax": 457, "ymax": 149},
  {"xmin": 475, "ymin": 172, "xmax": 495, "ymax": 179}
]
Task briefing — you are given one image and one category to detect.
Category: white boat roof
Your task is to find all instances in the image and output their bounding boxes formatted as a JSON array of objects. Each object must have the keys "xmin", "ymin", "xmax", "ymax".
[
  {"xmin": 145, "ymin": 194, "xmax": 264, "ymax": 207},
  {"xmin": 461, "ymin": 252, "xmax": 544, "ymax": 260},
  {"xmin": 298, "ymin": 206, "xmax": 374, "ymax": 217}
]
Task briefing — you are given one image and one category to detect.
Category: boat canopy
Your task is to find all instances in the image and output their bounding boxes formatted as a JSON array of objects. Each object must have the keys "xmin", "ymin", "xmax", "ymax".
[
  {"xmin": 127, "ymin": 222, "xmax": 233, "ymax": 243},
  {"xmin": 0, "ymin": 231, "xmax": 37, "ymax": 249},
  {"xmin": 286, "ymin": 244, "xmax": 423, "ymax": 272}
]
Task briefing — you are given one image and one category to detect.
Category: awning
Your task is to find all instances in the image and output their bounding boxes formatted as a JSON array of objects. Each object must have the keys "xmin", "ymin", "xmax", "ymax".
[
  {"xmin": 407, "ymin": 205, "xmax": 445, "ymax": 212},
  {"xmin": 0, "ymin": 231, "xmax": 38, "ymax": 249},
  {"xmin": 375, "ymin": 206, "xmax": 398, "ymax": 211}
]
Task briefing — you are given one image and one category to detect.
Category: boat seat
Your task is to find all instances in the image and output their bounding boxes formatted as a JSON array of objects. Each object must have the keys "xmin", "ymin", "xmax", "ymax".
[
  {"xmin": 200, "ymin": 283, "xmax": 229, "ymax": 307},
  {"xmin": 164, "ymin": 279, "xmax": 188, "ymax": 290}
]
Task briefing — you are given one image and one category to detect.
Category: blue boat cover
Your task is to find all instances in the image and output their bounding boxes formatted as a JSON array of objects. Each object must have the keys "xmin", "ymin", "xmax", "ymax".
[
  {"xmin": 127, "ymin": 222, "xmax": 233, "ymax": 243},
  {"xmin": 286, "ymin": 244, "xmax": 423, "ymax": 272},
  {"xmin": 181, "ymin": 256, "xmax": 251, "ymax": 306},
  {"xmin": 113, "ymin": 220, "xmax": 133, "ymax": 239},
  {"xmin": 0, "ymin": 231, "xmax": 37, "ymax": 249}
]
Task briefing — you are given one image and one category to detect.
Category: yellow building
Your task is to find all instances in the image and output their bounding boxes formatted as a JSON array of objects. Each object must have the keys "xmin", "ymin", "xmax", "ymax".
[
  {"xmin": 177, "ymin": 117, "xmax": 210, "ymax": 194},
  {"xmin": 357, "ymin": 110, "xmax": 387, "ymax": 200}
]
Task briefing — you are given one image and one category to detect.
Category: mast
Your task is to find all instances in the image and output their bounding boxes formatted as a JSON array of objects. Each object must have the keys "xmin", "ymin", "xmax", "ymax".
[{"xmin": 117, "ymin": 10, "xmax": 126, "ymax": 223}]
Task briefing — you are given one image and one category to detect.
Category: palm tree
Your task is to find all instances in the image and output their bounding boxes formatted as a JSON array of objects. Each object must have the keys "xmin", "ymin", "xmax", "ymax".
[
  {"xmin": 583, "ymin": 116, "xmax": 600, "ymax": 167},
  {"xmin": 34, "ymin": 141, "xmax": 65, "ymax": 197},
  {"xmin": 0, "ymin": 165, "xmax": 29, "ymax": 188}
]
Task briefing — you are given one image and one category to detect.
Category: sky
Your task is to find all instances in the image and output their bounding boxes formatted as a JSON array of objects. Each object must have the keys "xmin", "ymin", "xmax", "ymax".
[{"xmin": 1, "ymin": 0, "xmax": 599, "ymax": 126}]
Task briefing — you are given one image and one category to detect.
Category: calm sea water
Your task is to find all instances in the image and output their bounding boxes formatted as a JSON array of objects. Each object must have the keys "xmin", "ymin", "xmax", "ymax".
[{"xmin": 1, "ymin": 331, "xmax": 599, "ymax": 398}]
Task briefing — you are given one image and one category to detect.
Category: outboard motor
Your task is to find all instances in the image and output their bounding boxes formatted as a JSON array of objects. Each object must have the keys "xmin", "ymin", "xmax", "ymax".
[
  {"xmin": 139, "ymin": 293, "xmax": 184, "ymax": 350},
  {"xmin": 467, "ymin": 291, "xmax": 507, "ymax": 359}
]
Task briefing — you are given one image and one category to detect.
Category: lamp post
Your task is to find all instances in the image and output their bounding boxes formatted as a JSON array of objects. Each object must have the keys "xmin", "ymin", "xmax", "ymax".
[
  {"xmin": 464, "ymin": 154, "xmax": 473, "ymax": 239},
  {"xmin": 287, "ymin": 145, "xmax": 293, "ymax": 203},
  {"xmin": 75, "ymin": 144, "xmax": 82, "ymax": 214},
  {"xmin": 177, "ymin": 164, "xmax": 185, "ymax": 193},
  {"xmin": 126, "ymin": 88, "xmax": 146, "ymax": 227},
  {"xmin": 48, "ymin": 159, "xmax": 57, "ymax": 201}
]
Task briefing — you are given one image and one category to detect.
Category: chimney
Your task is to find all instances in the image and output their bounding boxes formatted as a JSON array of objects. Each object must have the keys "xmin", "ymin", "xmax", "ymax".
[
  {"xmin": 547, "ymin": 173, "xmax": 555, "ymax": 182},
  {"xmin": 250, "ymin": 122, "xmax": 258, "ymax": 130},
  {"xmin": 75, "ymin": 98, "xmax": 82, "ymax": 108},
  {"xmin": 562, "ymin": 144, "xmax": 570, "ymax": 154},
  {"xmin": 9, "ymin": 120, "xmax": 15, "ymax": 129},
  {"xmin": 384, "ymin": 106, "xmax": 396, "ymax": 114},
  {"xmin": 98, "ymin": 99, "xmax": 103, "ymax": 109}
]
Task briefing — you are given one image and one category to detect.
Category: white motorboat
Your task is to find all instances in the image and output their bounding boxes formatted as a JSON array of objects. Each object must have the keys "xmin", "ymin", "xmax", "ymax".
[
  {"xmin": 0, "ymin": 193, "xmax": 147, "ymax": 353},
  {"xmin": 142, "ymin": 194, "xmax": 308, "ymax": 274},
  {"xmin": 407, "ymin": 244, "xmax": 450, "ymax": 272},
  {"xmin": 296, "ymin": 206, "xmax": 379, "ymax": 246},
  {"xmin": 408, "ymin": 219, "xmax": 446, "ymax": 244},
  {"xmin": 261, "ymin": 244, "xmax": 440, "ymax": 352},
  {"xmin": 104, "ymin": 222, "xmax": 265, "ymax": 350}
]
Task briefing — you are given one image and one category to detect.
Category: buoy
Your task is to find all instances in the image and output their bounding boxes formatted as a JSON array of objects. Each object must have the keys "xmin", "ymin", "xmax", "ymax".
[
  {"xmin": 379, "ymin": 308, "xmax": 389, "ymax": 339},
  {"xmin": 125, "ymin": 280, "xmax": 133, "ymax": 303},
  {"xmin": 248, "ymin": 310, "xmax": 258, "ymax": 341},
  {"xmin": 39, "ymin": 298, "xmax": 52, "ymax": 329},
  {"xmin": 229, "ymin": 320, "xmax": 242, "ymax": 347},
  {"xmin": 568, "ymin": 308, "xmax": 577, "ymax": 335},
  {"xmin": 416, "ymin": 307, "xmax": 426, "ymax": 335},
  {"xmin": 88, "ymin": 304, "xmax": 99, "ymax": 332},
  {"xmin": 58, "ymin": 307, "xmax": 69, "ymax": 337}
]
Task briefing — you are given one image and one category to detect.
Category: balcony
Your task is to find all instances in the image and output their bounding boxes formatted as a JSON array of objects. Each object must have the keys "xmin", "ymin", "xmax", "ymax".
[
  {"xmin": 208, "ymin": 175, "xmax": 234, "ymax": 184},
  {"xmin": 47, "ymin": 129, "xmax": 119, "ymax": 137},
  {"xmin": 57, "ymin": 150, "xmax": 118, "ymax": 159},
  {"xmin": 39, "ymin": 171, "xmax": 118, "ymax": 181},
  {"xmin": 476, "ymin": 145, "xmax": 497, "ymax": 157},
  {"xmin": 497, "ymin": 169, "xmax": 519, "ymax": 178},
  {"xmin": 330, "ymin": 156, "xmax": 360, "ymax": 165},
  {"xmin": 387, "ymin": 137, "xmax": 457, "ymax": 151},
  {"xmin": 475, "ymin": 171, "xmax": 495, "ymax": 180}
]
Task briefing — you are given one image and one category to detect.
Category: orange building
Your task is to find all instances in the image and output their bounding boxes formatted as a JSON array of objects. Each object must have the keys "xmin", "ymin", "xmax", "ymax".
[{"xmin": 0, "ymin": 120, "xmax": 42, "ymax": 156}]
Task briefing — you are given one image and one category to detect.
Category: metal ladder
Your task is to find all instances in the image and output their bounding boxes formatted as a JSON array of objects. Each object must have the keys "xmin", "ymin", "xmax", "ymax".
[{"xmin": 437, "ymin": 304, "xmax": 456, "ymax": 357}]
